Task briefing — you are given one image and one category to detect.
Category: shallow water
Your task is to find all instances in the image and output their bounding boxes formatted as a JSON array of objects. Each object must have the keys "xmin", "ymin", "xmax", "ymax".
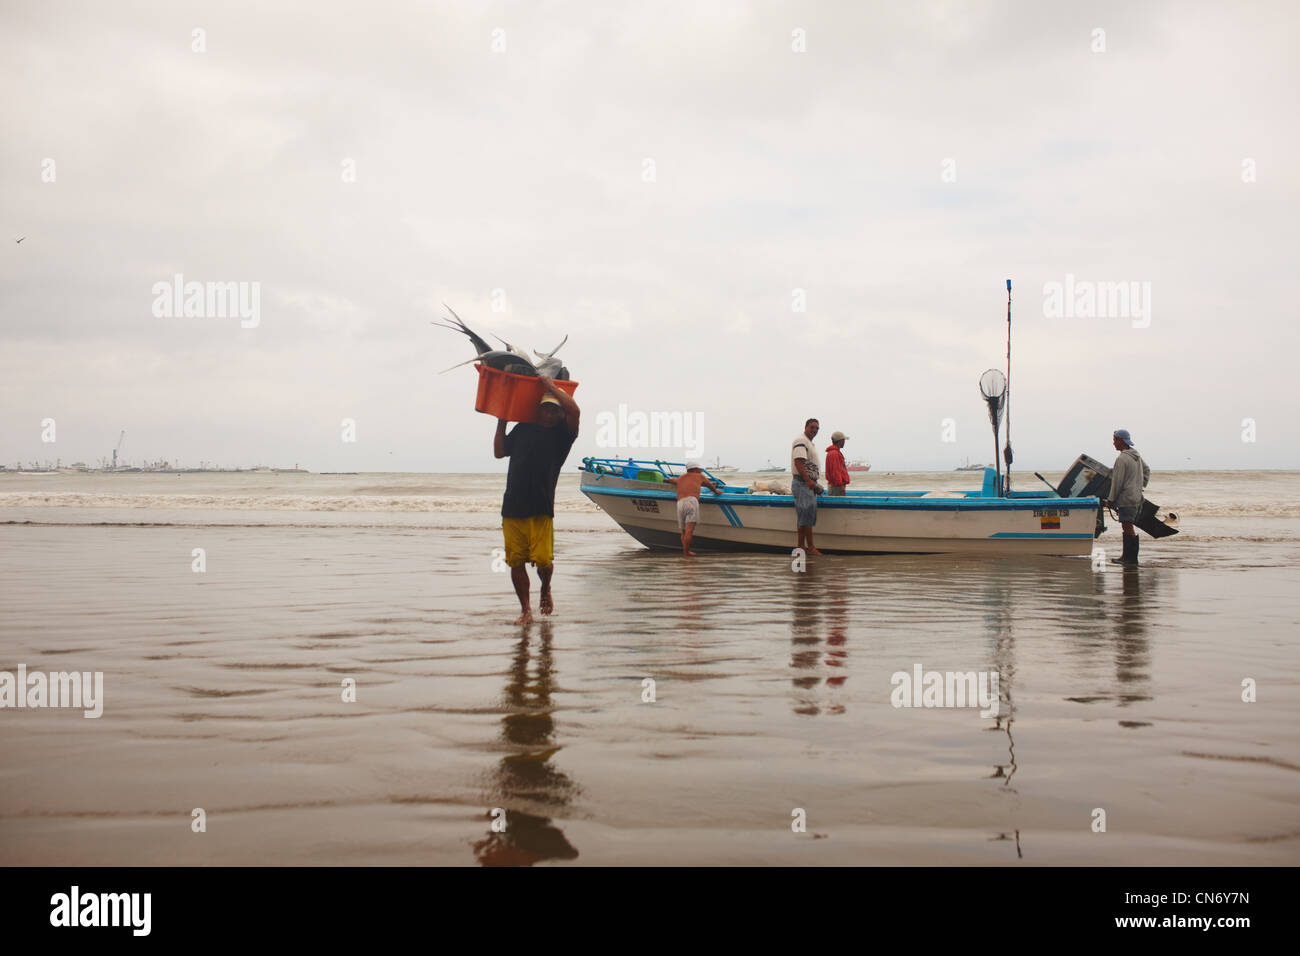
[
  {"xmin": 3, "ymin": 467, "xmax": 1300, "ymax": 518},
  {"xmin": 1, "ymin": 471, "xmax": 1297, "ymax": 865}
]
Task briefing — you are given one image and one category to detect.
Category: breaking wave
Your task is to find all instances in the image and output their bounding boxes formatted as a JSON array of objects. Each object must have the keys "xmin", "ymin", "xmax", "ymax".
[
  {"xmin": 0, "ymin": 492, "xmax": 601, "ymax": 514},
  {"xmin": 2, "ymin": 491, "xmax": 1299, "ymax": 518}
]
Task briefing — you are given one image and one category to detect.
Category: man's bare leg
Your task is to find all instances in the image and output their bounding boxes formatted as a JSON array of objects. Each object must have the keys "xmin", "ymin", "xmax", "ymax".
[
  {"xmin": 510, "ymin": 564, "xmax": 532, "ymax": 624},
  {"xmin": 807, "ymin": 527, "xmax": 823, "ymax": 556},
  {"xmin": 683, "ymin": 522, "xmax": 696, "ymax": 556},
  {"xmin": 538, "ymin": 563, "xmax": 554, "ymax": 615}
]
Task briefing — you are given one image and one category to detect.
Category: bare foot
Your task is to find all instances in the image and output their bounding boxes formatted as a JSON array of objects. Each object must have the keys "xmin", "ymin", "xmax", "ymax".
[
  {"xmin": 686, "ymin": 550, "xmax": 697, "ymax": 556},
  {"xmin": 539, "ymin": 589, "xmax": 553, "ymax": 615},
  {"xmin": 514, "ymin": 608, "xmax": 533, "ymax": 625},
  {"xmin": 809, "ymin": 548, "xmax": 824, "ymax": 556}
]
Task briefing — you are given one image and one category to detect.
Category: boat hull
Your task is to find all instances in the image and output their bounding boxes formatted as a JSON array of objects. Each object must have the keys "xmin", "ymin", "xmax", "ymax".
[{"xmin": 580, "ymin": 471, "xmax": 1099, "ymax": 556}]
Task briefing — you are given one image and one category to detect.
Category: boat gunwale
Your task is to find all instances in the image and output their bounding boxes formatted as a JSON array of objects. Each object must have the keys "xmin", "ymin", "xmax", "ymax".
[{"xmin": 579, "ymin": 481, "xmax": 1101, "ymax": 512}]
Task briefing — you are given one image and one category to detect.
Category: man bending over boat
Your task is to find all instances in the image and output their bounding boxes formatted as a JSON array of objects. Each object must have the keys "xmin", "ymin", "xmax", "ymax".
[
  {"xmin": 791, "ymin": 418, "xmax": 824, "ymax": 555},
  {"xmin": 1107, "ymin": 428, "xmax": 1149, "ymax": 566},
  {"xmin": 662, "ymin": 459, "xmax": 722, "ymax": 556},
  {"xmin": 494, "ymin": 376, "xmax": 580, "ymax": 624}
]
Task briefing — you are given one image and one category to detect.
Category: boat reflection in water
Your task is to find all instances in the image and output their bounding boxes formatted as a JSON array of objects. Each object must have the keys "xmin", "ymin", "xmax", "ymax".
[
  {"xmin": 974, "ymin": 559, "xmax": 1162, "ymax": 860},
  {"xmin": 557, "ymin": 533, "xmax": 1174, "ymax": 864}
]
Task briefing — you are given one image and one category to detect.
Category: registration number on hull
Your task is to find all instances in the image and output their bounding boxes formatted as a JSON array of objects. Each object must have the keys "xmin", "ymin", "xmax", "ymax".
[
  {"xmin": 633, "ymin": 498, "xmax": 661, "ymax": 514},
  {"xmin": 1033, "ymin": 508, "xmax": 1068, "ymax": 530}
]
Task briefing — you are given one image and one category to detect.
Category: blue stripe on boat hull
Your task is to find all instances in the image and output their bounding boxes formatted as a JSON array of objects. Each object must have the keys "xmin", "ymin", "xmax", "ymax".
[
  {"xmin": 614, "ymin": 523, "xmax": 934, "ymax": 555},
  {"xmin": 988, "ymin": 532, "xmax": 1093, "ymax": 539}
]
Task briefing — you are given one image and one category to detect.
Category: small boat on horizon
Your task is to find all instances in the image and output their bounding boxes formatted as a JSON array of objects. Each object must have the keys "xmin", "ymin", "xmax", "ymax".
[
  {"xmin": 956, "ymin": 457, "xmax": 988, "ymax": 471},
  {"xmin": 710, "ymin": 457, "xmax": 739, "ymax": 474},
  {"xmin": 846, "ymin": 459, "xmax": 871, "ymax": 472},
  {"xmin": 755, "ymin": 459, "xmax": 786, "ymax": 473}
]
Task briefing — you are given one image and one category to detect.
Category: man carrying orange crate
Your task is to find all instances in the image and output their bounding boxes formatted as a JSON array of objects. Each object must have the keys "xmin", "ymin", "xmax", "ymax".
[{"xmin": 493, "ymin": 375, "xmax": 580, "ymax": 624}]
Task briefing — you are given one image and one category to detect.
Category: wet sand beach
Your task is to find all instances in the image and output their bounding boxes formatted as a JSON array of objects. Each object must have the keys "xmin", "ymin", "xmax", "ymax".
[{"xmin": 1, "ymin": 471, "xmax": 1298, "ymax": 865}]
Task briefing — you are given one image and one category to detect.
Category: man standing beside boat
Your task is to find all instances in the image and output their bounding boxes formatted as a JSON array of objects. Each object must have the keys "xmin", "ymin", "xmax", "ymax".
[
  {"xmin": 791, "ymin": 418, "xmax": 824, "ymax": 555},
  {"xmin": 493, "ymin": 375, "xmax": 581, "ymax": 623},
  {"xmin": 825, "ymin": 431, "xmax": 850, "ymax": 497},
  {"xmin": 1108, "ymin": 428, "xmax": 1150, "ymax": 566}
]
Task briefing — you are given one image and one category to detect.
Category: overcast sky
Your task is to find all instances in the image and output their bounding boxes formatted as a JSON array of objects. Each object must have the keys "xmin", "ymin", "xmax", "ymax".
[{"xmin": 2, "ymin": 0, "xmax": 1297, "ymax": 473}]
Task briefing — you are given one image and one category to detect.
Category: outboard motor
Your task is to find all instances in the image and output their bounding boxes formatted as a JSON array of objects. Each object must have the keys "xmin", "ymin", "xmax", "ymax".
[{"xmin": 1056, "ymin": 454, "xmax": 1179, "ymax": 539}]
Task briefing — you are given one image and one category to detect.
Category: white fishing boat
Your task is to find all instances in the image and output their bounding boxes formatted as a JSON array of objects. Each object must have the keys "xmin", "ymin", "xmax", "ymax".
[
  {"xmin": 578, "ymin": 279, "xmax": 1176, "ymax": 557},
  {"xmin": 579, "ymin": 458, "xmax": 1100, "ymax": 555},
  {"xmin": 710, "ymin": 457, "xmax": 739, "ymax": 474}
]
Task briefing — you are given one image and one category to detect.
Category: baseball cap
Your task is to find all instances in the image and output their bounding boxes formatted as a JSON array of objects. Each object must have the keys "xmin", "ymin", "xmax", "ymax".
[
  {"xmin": 684, "ymin": 458, "xmax": 701, "ymax": 470},
  {"xmin": 1113, "ymin": 428, "xmax": 1133, "ymax": 447},
  {"xmin": 831, "ymin": 431, "xmax": 848, "ymax": 442},
  {"xmin": 539, "ymin": 394, "xmax": 561, "ymax": 407}
]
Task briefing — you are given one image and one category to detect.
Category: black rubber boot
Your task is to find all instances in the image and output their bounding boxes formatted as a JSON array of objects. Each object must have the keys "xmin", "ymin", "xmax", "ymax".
[
  {"xmin": 1130, "ymin": 535, "xmax": 1140, "ymax": 565},
  {"xmin": 1111, "ymin": 534, "xmax": 1138, "ymax": 565}
]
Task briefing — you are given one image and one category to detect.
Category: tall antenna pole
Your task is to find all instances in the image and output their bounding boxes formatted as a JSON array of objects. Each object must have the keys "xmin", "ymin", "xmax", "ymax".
[{"xmin": 1003, "ymin": 278, "xmax": 1013, "ymax": 496}]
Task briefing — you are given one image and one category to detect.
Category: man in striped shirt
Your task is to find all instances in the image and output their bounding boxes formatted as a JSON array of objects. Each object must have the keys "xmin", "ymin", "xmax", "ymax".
[{"xmin": 791, "ymin": 418, "xmax": 824, "ymax": 555}]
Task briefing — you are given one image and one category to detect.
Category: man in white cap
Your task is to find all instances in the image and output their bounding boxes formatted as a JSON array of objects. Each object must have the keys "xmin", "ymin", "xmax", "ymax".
[
  {"xmin": 1108, "ymin": 428, "xmax": 1150, "ymax": 565},
  {"xmin": 493, "ymin": 375, "xmax": 580, "ymax": 623},
  {"xmin": 662, "ymin": 459, "xmax": 722, "ymax": 556},
  {"xmin": 825, "ymin": 430, "xmax": 850, "ymax": 496}
]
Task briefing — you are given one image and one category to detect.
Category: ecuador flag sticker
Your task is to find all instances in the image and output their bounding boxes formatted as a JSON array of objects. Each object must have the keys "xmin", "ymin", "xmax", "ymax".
[{"xmin": 1040, "ymin": 515, "xmax": 1061, "ymax": 530}]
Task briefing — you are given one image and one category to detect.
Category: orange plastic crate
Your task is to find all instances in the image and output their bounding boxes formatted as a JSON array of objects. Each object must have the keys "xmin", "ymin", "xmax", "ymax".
[{"xmin": 474, "ymin": 365, "xmax": 579, "ymax": 423}]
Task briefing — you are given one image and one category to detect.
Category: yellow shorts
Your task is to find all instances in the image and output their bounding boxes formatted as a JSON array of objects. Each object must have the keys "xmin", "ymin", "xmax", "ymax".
[{"xmin": 502, "ymin": 516, "xmax": 554, "ymax": 568}]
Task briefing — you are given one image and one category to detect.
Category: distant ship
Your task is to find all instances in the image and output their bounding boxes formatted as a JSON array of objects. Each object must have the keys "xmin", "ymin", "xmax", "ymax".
[
  {"xmin": 956, "ymin": 457, "xmax": 989, "ymax": 471},
  {"xmin": 710, "ymin": 457, "xmax": 739, "ymax": 474},
  {"xmin": 846, "ymin": 459, "xmax": 871, "ymax": 472},
  {"xmin": 756, "ymin": 459, "xmax": 786, "ymax": 473}
]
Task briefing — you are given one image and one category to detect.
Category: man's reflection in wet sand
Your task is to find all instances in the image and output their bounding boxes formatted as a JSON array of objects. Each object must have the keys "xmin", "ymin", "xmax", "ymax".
[
  {"xmin": 1084, "ymin": 551, "xmax": 1162, "ymax": 704},
  {"xmin": 789, "ymin": 559, "xmax": 847, "ymax": 716},
  {"xmin": 1113, "ymin": 567, "xmax": 1156, "ymax": 710},
  {"xmin": 674, "ymin": 557, "xmax": 706, "ymax": 636},
  {"xmin": 473, "ymin": 620, "xmax": 579, "ymax": 866}
]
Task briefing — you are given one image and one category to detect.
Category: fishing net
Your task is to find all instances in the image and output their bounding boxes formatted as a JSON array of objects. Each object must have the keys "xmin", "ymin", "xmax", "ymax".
[{"xmin": 979, "ymin": 368, "xmax": 1006, "ymax": 430}]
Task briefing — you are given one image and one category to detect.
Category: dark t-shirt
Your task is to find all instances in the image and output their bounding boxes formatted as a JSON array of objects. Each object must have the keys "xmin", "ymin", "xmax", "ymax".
[{"xmin": 501, "ymin": 422, "xmax": 578, "ymax": 519}]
